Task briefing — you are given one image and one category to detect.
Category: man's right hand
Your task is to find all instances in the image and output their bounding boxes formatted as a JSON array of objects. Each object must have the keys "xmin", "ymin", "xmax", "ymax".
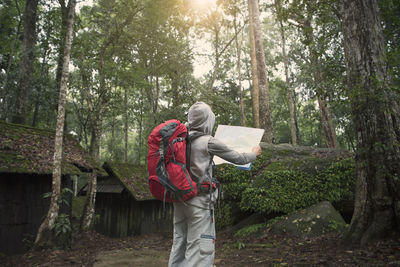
[{"xmin": 252, "ymin": 145, "xmax": 262, "ymax": 156}]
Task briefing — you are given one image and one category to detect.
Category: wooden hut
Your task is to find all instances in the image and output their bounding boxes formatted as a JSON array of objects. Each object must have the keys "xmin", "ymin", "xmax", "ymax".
[
  {"xmin": 0, "ymin": 121, "xmax": 100, "ymax": 254},
  {"xmin": 83, "ymin": 162, "xmax": 173, "ymax": 237}
]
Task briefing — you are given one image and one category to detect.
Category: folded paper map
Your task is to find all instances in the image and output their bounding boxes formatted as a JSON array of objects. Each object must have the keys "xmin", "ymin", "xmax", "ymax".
[{"xmin": 213, "ymin": 125, "xmax": 264, "ymax": 170}]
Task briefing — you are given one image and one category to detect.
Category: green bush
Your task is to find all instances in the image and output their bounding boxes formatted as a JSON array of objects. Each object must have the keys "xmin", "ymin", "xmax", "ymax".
[
  {"xmin": 215, "ymin": 150, "xmax": 354, "ymax": 229},
  {"xmin": 240, "ymin": 158, "xmax": 355, "ymax": 214},
  {"xmin": 215, "ymin": 201, "xmax": 233, "ymax": 230},
  {"xmin": 216, "ymin": 164, "xmax": 251, "ymax": 201}
]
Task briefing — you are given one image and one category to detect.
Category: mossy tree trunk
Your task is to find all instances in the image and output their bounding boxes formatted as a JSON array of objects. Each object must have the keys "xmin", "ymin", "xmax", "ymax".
[
  {"xmin": 341, "ymin": 0, "xmax": 400, "ymax": 245},
  {"xmin": 34, "ymin": 0, "xmax": 76, "ymax": 248}
]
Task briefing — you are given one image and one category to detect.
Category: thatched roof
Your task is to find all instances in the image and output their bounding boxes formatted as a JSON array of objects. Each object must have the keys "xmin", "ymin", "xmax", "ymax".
[
  {"xmin": 101, "ymin": 162, "xmax": 153, "ymax": 201},
  {"xmin": 0, "ymin": 121, "xmax": 101, "ymax": 175}
]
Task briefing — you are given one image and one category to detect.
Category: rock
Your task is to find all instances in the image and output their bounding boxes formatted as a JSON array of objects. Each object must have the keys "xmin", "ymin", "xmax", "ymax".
[{"xmin": 269, "ymin": 201, "xmax": 347, "ymax": 238}]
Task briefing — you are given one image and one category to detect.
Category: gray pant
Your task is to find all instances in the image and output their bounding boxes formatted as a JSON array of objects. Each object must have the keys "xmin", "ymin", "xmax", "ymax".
[{"xmin": 168, "ymin": 192, "xmax": 217, "ymax": 267}]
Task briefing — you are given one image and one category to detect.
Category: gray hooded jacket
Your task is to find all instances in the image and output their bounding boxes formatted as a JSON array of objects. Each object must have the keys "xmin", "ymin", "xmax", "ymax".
[{"xmin": 188, "ymin": 102, "xmax": 256, "ymax": 184}]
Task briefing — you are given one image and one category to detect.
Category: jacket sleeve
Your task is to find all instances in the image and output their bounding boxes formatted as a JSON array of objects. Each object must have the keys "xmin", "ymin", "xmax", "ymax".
[{"xmin": 207, "ymin": 137, "xmax": 257, "ymax": 165}]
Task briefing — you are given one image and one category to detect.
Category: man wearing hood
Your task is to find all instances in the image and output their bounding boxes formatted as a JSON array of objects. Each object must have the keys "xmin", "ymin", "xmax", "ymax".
[{"xmin": 168, "ymin": 102, "xmax": 262, "ymax": 267}]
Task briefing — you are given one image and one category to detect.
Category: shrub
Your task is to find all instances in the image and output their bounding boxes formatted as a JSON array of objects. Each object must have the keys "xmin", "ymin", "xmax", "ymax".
[{"xmin": 240, "ymin": 158, "xmax": 355, "ymax": 214}]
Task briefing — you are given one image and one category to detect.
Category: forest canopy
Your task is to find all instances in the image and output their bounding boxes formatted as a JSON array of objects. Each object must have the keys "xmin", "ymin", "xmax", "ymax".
[{"xmin": 3, "ymin": 0, "xmax": 398, "ymax": 162}]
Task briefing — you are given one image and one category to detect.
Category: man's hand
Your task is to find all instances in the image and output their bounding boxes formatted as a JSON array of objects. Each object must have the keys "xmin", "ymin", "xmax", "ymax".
[{"xmin": 252, "ymin": 145, "xmax": 262, "ymax": 156}]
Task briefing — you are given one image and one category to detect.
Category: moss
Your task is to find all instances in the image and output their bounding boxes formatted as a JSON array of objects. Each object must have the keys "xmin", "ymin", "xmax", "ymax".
[
  {"xmin": 234, "ymin": 223, "xmax": 265, "ymax": 238},
  {"xmin": 103, "ymin": 162, "xmax": 153, "ymax": 200},
  {"xmin": 214, "ymin": 144, "xmax": 353, "ymax": 227},
  {"xmin": 263, "ymin": 157, "xmax": 338, "ymax": 173},
  {"xmin": 0, "ymin": 148, "xmax": 81, "ymax": 175},
  {"xmin": 241, "ymin": 158, "xmax": 355, "ymax": 214},
  {"xmin": 0, "ymin": 120, "xmax": 99, "ymax": 175}
]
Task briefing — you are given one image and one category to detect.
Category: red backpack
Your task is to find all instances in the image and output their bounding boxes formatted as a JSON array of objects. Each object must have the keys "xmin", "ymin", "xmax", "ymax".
[{"xmin": 147, "ymin": 119, "xmax": 198, "ymax": 203}]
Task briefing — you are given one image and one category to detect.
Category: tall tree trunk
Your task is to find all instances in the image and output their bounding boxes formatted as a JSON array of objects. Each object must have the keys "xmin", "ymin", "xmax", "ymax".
[
  {"xmin": 110, "ymin": 111, "xmax": 115, "ymax": 160},
  {"xmin": 124, "ymin": 86, "xmax": 128, "ymax": 163},
  {"xmin": 80, "ymin": 171, "xmax": 97, "ymax": 230},
  {"xmin": 80, "ymin": 52, "xmax": 107, "ymax": 231},
  {"xmin": 137, "ymin": 88, "xmax": 145, "ymax": 164},
  {"xmin": 32, "ymin": 15, "xmax": 53, "ymax": 127},
  {"xmin": 248, "ymin": 0, "xmax": 273, "ymax": 142},
  {"xmin": 34, "ymin": 0, "xmax": 76, "ymax": 247},
  {"xmin": 208, "ymin": 25, "xmax": 220, "ymax": 94},
  {"xmin": 145, "ymin": 74, "xmax": 159, "ymax": 126},
  {"xmin": 12, "ymin": 0, "xmax": 39, "ymax": 124},
  {"xmin": 248, "ymin": 0, "xmax": 260, "ymax": 129},
  {"xmin": 54, "ymin": 0, "xmax": 69, "ymax": 107},
  {"xmin": 317, "ymin": 95, "xmax": 337, "ymax": 148},
  {"xmin": 171, "ymin": 70, "xmax": 180, "ymax": 108},
  {"xmin": 80, "ymin": 115, "xmax": 102, "ymax": 231},
  {"xmin": 341, "ymin": 0, "xmax": 400, "ymax": 244},
  {"xmin": 275, "ymin": 0, "xmax": 298, "ymax": 145},
  {"xmin": 1, "ymin": 0, "xmax": 22, "ymax": 120},
  {"xmin": 77, "ymin": 58, "xmax": 91, "ymax": 148},
  {"xmin": 302, "ymin": 16, "xmax": 337, "ymax": 148},
  {"xmin": 234, "ymin": 13, "xmax": 246, "ymax": 126}
]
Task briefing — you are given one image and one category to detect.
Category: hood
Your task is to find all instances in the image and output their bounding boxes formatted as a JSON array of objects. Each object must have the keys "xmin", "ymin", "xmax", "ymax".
[{"xmin": 188, "ymin": 102, "xmax": 215, "ymax": 135}]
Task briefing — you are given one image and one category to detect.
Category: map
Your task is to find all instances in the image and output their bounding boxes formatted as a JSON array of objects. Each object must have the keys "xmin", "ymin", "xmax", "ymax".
[{"xmin": 213, "ymin": 125, "xmax": 264, "ymax": 170}]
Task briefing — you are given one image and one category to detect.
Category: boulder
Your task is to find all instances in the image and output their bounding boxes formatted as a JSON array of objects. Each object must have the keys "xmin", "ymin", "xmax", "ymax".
[{"xmin": 269, "ymin": 201, "xmax": 347, "ymax": 238}]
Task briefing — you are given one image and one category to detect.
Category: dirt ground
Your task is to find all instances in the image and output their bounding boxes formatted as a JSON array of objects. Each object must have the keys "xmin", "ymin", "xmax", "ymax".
[{"xmin": 1, "ymin": 230, "xmax": 400, "ymax": 266}]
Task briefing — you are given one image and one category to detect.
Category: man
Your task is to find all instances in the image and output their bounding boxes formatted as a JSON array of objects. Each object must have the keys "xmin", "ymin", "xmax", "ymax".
[{"xmin": 168, "ymin": 102, "xmax": 262, "ymax": 267}]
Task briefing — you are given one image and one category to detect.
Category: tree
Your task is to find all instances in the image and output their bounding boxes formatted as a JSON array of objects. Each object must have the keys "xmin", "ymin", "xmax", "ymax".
[
  {"xmin": 274, "ymin": 0, "xmax": 298, "ymax": 145},
  {"xmin": 32, "ymin": 6, "xmax": 55, "ymax": 127},
  {"xmin": 248, "ymin": 0, "xmax": 273, "ymax": 142},
  {"xmin": 78, "ymin": 0, "xmax": 142, "ymax": 230},
  {"xmin": 248, "ymin": 0, "xmax": 260, "ymax": 129},
  {"xmin": 228, "ymin": 0, "xmax": 246, "ymax": 126},
  {"xmin": 34, "ymin": 0, "xmax": 76, "ymax": 247},
  {"xmin": 0, "ymin": 0, "xmax": 22, "ymax": 120},
  {"xmin": 54, "ymin": 0, "xmax": 71, "ymax": 103},
  {"xmin": 288, "ymin": 0, "xmax": 339, "ymax": 148},
  {"xmin": 341, "ymin": 0, "xmax": 400, "ymax": 244},
  {"xmin": 12, "ymin": 0, "xmax": 39, "ymax": 124}
]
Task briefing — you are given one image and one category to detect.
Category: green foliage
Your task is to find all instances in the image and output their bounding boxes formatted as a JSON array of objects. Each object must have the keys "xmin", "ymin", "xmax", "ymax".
[
  {"xmin": 53, "ymin": 214, "xmax": 72, "ymax": 237},
  {"xmin": 240, "ymin": 158, "xmax": 355, "ymax": 214},
  {"xmin": 234, "ymin": 223, "xmax": 265, "ymax": 238},
  {"xmin": 236, "ymin": 241, "xmax": 246, "ymax": 250},
  {"xmin": 380, "ymin": 0, "xmax": 400, "ymax": 84},
  {"xmin": 43, "ymin": 187, "xmax": 73, "ymax": 249},
  {"xmin": 215, "ymin": 164, "xmax": 252, "ymax": 201},
  {"xmin": 215, "ymin": 201, "xmax": 233, "ymax": 230},
  {"xmin": 42, "ymin": 187, "xmax": 74, "ymax": 207},
  {"xmin": 52, "ymin": 213, "xmax": 71, "ymax": 250},
  {"xmin": 215, "ymin": 148, "xmax": 354, "ymax": 227}
]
